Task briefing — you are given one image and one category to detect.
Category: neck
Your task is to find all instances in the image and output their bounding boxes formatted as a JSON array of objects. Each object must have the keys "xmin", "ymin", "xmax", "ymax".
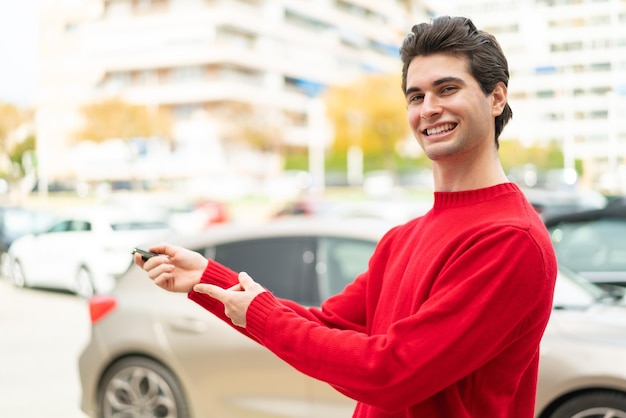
[{"xmin": 432, "ymin": 150, "xmax": 508, "ymax": 192}]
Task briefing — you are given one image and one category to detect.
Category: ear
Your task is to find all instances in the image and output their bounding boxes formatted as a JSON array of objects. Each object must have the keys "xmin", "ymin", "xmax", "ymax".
[{"xmin": 491, "ymin": 81, "xmax": 508, "ymax": 117}]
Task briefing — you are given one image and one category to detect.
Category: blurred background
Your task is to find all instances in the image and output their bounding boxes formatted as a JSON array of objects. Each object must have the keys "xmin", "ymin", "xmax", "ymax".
[
  {"xmin": 1, "ymin": 1, "xmax": 626, "ymax": 417},
  {"xmin": 1, "ymin": 0, "xmax": 624, "ymax": 213}
]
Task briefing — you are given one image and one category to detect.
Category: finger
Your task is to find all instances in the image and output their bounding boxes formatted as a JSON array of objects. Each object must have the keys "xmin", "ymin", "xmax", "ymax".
[
  {"xmin": 227, "ymin": 283, "xmax": 243, "ymax": 291},
  {"xmin": 238, "ymin": 272, "xmax": 264, "ymax": 293},
  {"xmin": 143, "ymin": 256, "xmax": 173, "ymax": 274},
  {"xmin": 133, "ymin": 253, "xmax": 145, "ymax": 267},
  {"xmin": 153, "ymin": 273, "xmax": 176, "ymax": 288},
  {"xmin": 193, "ymin": 283, "xmax": 225, "ymax": 299},
  {"xmin": 238, "ymin": 271, "xmax": 254, "ymax": 288},
  {"xmin": 149, "ymin": 243, "xmax": 175, "ymax": 257}
]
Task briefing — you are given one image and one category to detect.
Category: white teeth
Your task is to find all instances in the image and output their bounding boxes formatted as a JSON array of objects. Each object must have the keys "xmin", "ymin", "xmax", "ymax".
[{"xmin": 426, "ymin": 123, "xmax": 456, "ymax": 136}]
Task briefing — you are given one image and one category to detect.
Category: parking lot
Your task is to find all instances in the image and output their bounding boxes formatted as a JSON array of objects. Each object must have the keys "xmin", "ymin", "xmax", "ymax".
[{"xmin": 0, "ymin": 277, "xmax": 89, "ymax": 418}]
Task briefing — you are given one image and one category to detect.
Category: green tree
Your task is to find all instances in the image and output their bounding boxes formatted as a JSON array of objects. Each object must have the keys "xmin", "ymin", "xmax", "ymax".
[
  {"xmin": 9, "ymin": 134, "xmax": 36, "ymax": 176},
  {"xmin": 229, "ymin": 103, "xmax": 285, "ymax": 153},
  {"xmin": 500, "ymin": 139, "xmax": 565, "ymax": 173},
  {"xmin": 75, "ymin": 98, "xmax": 172, "ymax": 144},
  {"xmin": 0, "ymin": 103, "xmax": 32, "ymax": 180},
  {"xmin": 0, "ymin": 103, "xmax": 29, "ymax": 157},
  {"xmin": 323, "ymin": 73, "xmax": 409, "ymax": 172},
  {"xmin": 499, "ymin": 139, "xmax": 528, "ymax": 173}
]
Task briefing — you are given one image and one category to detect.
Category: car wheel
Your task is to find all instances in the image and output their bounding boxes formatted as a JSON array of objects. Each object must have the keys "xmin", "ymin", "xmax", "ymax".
[
  {"xmin": 548, "ymin": 391, "xmax": 626, "ymax": 418},
  {"xmin": 10, "ymin": 259, "xmax": 27, "ymax": 288},
  {"xmin": 75, "ymin": 267, "xmax": 95, "ymax": 299},
  {"xmin": 97, "ymin": 356, "xmax": 189, "ymax": 418}
]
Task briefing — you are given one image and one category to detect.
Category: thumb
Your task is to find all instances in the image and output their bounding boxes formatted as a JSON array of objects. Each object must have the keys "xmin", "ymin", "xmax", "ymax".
[{"xmin": 238, "ymin": 271, "xmax": 254, "ymax": 288}]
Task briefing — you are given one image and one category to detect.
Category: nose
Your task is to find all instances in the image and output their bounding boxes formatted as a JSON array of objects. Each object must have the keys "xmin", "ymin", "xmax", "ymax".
[{"xmin": 421, "ymin": 94, "xmax": 442, "ymax": 120}]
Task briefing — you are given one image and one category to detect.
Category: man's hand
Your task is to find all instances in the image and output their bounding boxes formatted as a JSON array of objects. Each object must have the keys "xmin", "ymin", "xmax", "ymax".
[
  {"xmin": 134, "ymin": 243, "xmax": 208, "ymax": 293},
  {"xmin": 193, "ymin": 272, "xmax": 266, "ymax": 327}
]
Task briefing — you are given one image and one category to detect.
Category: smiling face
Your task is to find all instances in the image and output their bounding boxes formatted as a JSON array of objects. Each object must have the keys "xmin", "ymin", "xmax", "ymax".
[{"xmin": 405, "ymin": 53, "xmax": 506, "ymax": 164}]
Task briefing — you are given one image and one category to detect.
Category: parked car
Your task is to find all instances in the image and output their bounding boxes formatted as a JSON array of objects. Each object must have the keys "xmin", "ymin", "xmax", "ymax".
[
  {"xmin": 78, "ymin": 218, "xmax": 626, "ymax": 418},
  {"xmin": 165, "ymin": 199, "xmax": 230, "ymax": 235},
  {"xmin": 6, "ymin": 205, "xmax": 172, "ymax": 298},
  {"xmin": 544, "ymin": 199, "xmax": 626, "ymax": 289},
  {"xmin": 0, "ymin": 205, "xmax": 54, "ymax": 257},
  {"xmin": 521, "ymin": 187, "xmax": 608, "ymax": 220},
  {"xmin": 104, "ymin": 193, "xmax": 230, "ymax": 234},
  {"xmin": 275, "ymin": 196, "xmax": 432, "ymax": 225},
  {"xmin": 0, "ymin": 205, "xmax": 55, "ymax": 278}
]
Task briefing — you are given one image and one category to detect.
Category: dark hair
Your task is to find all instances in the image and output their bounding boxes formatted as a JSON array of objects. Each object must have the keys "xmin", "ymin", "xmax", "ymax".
[{"xmin": 400, "ymin": 16, "xmax": 513, "ymax": 147}]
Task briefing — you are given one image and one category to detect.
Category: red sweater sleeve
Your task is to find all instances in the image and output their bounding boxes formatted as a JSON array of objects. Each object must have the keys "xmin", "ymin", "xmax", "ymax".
[{"xmin": 187, "ymin": 258, "xmax": 372, "ymax": 337}]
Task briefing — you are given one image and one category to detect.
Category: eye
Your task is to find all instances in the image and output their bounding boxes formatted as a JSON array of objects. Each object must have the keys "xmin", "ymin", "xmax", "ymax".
[
  {"xmin": 408, "ymin": 93, "xmax": 424, "ymax": 104},
  {"xmin": 441, "ymin": 85, "xmax": 458, "ymax": 95}
]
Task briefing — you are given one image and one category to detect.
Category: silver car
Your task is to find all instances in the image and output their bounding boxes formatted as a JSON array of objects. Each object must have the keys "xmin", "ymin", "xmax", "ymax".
[{"xmin": 78, "ymin": 218, "xmax": 626, "ymax": 418}]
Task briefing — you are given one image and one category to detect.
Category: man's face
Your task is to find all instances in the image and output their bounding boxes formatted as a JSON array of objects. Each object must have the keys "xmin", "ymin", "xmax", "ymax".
[{"xmin": 404, "ymin": 53, "xmax": 505, "ymax": 163}]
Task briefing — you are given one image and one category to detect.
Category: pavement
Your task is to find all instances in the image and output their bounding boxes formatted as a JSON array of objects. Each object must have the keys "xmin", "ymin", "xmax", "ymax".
[{"xmin": 0, "ymin": 277, "xmax": 89, "ymax": 418}]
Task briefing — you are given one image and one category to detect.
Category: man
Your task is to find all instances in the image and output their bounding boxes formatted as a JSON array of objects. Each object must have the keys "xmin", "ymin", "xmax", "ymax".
[{"xmin": 137, "ymin": 16, "xmax": 557, "ymax": 417}]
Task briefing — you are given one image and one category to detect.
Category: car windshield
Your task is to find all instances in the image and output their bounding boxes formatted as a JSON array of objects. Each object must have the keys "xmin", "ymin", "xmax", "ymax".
[
  {"xmin": 3, "ymin": 208, "xmax": 54, "ymax": 239},
  {"xmin": 553, "ymin": 265, "xmax": 621, "ymax": 309},
  {"xmin": 110, "ymin": 221, "xmax": 170, "ymax": 231},
  {"xmin": 549, "ymin": 218, "xmax": 626, "ymax": 274}
]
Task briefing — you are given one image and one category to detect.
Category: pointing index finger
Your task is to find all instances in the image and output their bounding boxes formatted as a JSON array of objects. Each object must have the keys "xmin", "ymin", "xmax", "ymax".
[{"xmin": 193, "ymin": 283, "xmax": 224, "ymax": 299}]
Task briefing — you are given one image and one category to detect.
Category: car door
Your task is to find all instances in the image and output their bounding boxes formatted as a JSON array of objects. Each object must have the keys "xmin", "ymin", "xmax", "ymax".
[
  {"xmin": 25, "ymin": 219, "xmax": 90, "ymax": 288},
  {"xmin": 213, "ymin": 236, "xmax": 319, "ymax": 304},
  {"xmin": 315, "ymin": 236, "xmax": 378, "ymax": 301},
  {"xmin": 17, "ymin": 219, "xmax": 71, "ymax": 283},
  {"xmin": 213, "ymin": 234, "xmax": 377, "ymax": 415},
  {"xmin": 307, "ymin": 235, "xmax": 377, "ymax": 411},
  {"xmin": 157, "ymin": 236, "xmax": 319, "ymax": 417}
]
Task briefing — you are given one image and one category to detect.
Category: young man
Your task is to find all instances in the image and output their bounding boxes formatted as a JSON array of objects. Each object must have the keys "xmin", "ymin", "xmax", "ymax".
[{"xmin": 138, "ymin": 16, "xmax": 557, "ymax": 417}]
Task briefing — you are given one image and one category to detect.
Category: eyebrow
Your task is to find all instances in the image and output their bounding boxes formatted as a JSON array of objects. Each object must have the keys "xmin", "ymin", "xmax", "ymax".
[{"xmin": 405, "ymin": 76, "xmax": 466, "ymax": 97}]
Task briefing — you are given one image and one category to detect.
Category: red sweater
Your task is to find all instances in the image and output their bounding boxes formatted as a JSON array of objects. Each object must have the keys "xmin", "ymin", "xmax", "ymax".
[{"xmin": 189, "ymin": 182, "xmax": 557, "ymax": 417}]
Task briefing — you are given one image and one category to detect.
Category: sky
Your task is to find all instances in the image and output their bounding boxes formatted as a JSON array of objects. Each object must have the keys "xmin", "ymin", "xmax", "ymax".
[{"xmin": 0, "ymin": 0, "xmax": 39, "ymax": 107}]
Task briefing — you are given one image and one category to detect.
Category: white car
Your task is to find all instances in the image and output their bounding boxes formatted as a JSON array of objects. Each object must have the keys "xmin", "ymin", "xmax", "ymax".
[{"xmin": 7, "ymin": 205, "xmax": 172, "ymax": 298}]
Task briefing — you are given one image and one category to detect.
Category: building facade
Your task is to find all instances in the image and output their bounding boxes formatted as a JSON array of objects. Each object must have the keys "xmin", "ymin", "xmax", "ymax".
[
  {"xmin": 36, "ymin": 0, "xmax": 426, "ymax": 190},
  {"xmin": 433, "ymin": 0, "xmax": 626, "ymax": 193}
]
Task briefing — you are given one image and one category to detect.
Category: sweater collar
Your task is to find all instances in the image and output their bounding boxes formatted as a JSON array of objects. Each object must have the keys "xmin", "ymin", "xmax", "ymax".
[{"xmin": 432, "ymin": 182, "xmax": 519, "ymax": 210}]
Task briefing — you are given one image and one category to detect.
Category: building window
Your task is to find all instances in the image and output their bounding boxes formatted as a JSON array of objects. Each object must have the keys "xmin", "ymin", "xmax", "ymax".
[
  {"xmin": 169, "ymin": 65, "xmax": 205, "ymax": 83},
  {"xmin": 564, "ymin": 41, "xmax": 583, "ymax": 51},
  {"xmin": 590, "ymin": 62, "xmax": 611, "ymax": 72},
  {"xmin": 104, "ymin": 71, "xmax": 132, "ymax": 91},
  {"xmin": 591, "ymin": 38, "xmax": 612, "ymax": 49},
  {"xmin": 590, "ymin": 86, "xmax": 611, "ymax": 95},
  {"xmin": 484, "ymin": 23, "xmax": 519, "ymax": 34},
  {"xmin": 173, "ymin": 103, "xmax": 203, "ymax": 120},
  {"xmin": 64, "ymin": 22, "xmax": 80, "ymax": 34},
  {"xmin": 588, "ymin": 15, "xmax": 610, "ymax": 26},
  {"xmin": 217, "ymin": 65, "xmax": 261, "ymax": 84},
  {"xmin": 543, "ymin": 112, "xmax": 564, "ymax": 121},
  {"xmin": 285, "ymin": 9, "xmax": 329, "ymax": 32},
  {"xmin": 589, "ymin": 110, "xmax": 608, "ymax": 119},
  {"xmin": 335, "ymin": 0, "xmax": 386, "ymax": 24},
  {"xmin": 216, "ymin": 27, "xmax": 255, "ymax": 50},
  {"xmin": 537, "ymin": 90, "xmax": 556, "ymax": 98},
  {"xmin": 535, "ymin": 65, "xmax": 558, "ymax": 75},
  {"xmin": 105, "ymin": 0, "xmax": 133, "ymax": 19},
  {"xmin": 134, "ymin": 0, "xmax": 168, "ymax": 14},
  {"xmin": 135, "ymin": 69, "xmax": 160, "ymax": 86}
]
